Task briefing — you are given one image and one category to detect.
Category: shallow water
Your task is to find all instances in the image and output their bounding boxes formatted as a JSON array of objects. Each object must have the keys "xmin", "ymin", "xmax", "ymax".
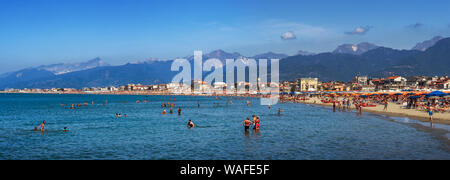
[{"xmin": 0, "ymin": 93, "xmax": 449, "ymax": 160}]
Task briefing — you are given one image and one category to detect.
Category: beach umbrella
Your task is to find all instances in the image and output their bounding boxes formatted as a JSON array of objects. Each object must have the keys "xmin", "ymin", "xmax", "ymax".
[
  {"xmin": 381, "ymin": 93, "xmax": 389, "ymax": 96},
  {"xmin": 407, "ymin": 93, "xmax": 416, "ymax": 95},
  {"xmin": 394, "ymin": 93, "xmax": 403, "ymax": 95},
  {"xmin": 359, "ymin": 95, "xmax": 369, "ymax": 98},
  {"xmin": 408, "ymin": 96, "xmax": 421, "ymax": 99},
  {"xmin": 426, "ymin": 91, "xmax": 447, "ymax": 97}
]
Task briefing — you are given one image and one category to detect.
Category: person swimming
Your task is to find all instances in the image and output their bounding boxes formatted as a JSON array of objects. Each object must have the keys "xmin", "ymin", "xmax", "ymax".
[
  {"xmin": 187, "ymin": 120, "xmax": 195, "ymax": 128},
  {"xmin": 162, "ymin": 110, "xmax": 168, "ymax": 114},
  {"xmin": 63, "ymin": 127, "xmax": 68, "ymax": 132}
]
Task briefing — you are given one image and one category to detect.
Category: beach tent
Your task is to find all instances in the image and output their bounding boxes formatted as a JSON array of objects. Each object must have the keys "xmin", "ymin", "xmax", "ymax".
[{"xmin": 426, "ymin": 91, "xmax": 447, "ymax": 97}]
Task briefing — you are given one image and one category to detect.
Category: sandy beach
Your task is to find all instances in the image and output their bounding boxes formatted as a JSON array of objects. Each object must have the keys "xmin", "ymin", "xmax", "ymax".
[{"xmin": 291, "ymin": 96, "xmax": 450, "ymax": 125}]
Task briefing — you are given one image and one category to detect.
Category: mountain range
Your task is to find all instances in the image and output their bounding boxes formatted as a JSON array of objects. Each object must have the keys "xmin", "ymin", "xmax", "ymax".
[{"xmin": 1, "ymin": 36, "xmax": 449, "ymax": 89}]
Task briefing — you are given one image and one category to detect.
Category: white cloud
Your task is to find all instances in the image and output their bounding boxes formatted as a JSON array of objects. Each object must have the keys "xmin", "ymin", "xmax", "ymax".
[
  {"xmin": 281, "ymin": 31, "xmax": 296, "ymax": 40},
  {"xmin": 345, "ymin": 26, "xmax": 371, "ymax": 35}
]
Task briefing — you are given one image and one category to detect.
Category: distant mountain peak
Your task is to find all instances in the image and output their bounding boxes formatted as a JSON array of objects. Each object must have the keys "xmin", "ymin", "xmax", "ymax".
[
  {"xmin": 296, "ymin": 50, "xmax": 316, "ymax": 56},
  {"xmin": 333, "ymin": 42, "xmax": 379, "ymax": 55},
  {"xmin": 36, "ymin": 57, "xmax": 110, "ymax": 75},
  {"xmin": 251, "ymin": 52, "xmax": 288, "ymax": 59},
  {"xmin": 412, "ymin": 36, "xmax": 444, "ymax": 51}
]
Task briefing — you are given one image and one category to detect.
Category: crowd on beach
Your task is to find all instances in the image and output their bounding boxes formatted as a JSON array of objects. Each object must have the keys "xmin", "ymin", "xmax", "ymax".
[{"xmin": 280, "ymin": 91, "xmax": 450, "ymax": 124}]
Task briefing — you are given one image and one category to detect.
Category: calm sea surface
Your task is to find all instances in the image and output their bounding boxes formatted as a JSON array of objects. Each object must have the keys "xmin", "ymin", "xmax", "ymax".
[{"xmin": 0, "ymin": 93, "xmax": 449, "ymax": 160}]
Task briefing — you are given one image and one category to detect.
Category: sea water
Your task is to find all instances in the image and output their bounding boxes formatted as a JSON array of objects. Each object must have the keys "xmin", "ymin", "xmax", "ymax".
[{"xmin": 0, "ymin": 93, "xmax": 449, "ymax": 160}]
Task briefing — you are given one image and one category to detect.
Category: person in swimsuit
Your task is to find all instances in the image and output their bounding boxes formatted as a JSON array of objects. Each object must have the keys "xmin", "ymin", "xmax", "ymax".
[
  {"xmin": 178, "ymin": 108, "xmax": 182, "ymax": 115},
  {"xmin": 278, "ymin": 108, "xmax": 283, "ymax": 116},
  {"xmin": 253, "ymin": 116, "xmax": 260, "ymax": 130},
  {"xmin": 187, "ymin": 120, "xmax": 195, "ymax": 128},
  {"xmin": 39, "ymin": 121, "xmax": 46, "ymax": 132},
  {"xmin": 242, "ymin": 118, "xmax": 252, "ymax": 132},
  {"xmin": 429, "ymin": 106, "xmax": 434, "ymax": 122}
]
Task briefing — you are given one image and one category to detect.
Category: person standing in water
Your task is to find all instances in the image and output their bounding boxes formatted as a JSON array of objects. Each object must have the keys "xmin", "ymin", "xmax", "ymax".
[
  {"xmin": 39, "ymin": 121, "xmax": 46, "ymax": 132},
  {"xmin": 197, "ymin": 101, "xmax": 200, "ymax": 108},
  {"xmin": 278, "ymin": 108, "xmax": 283, "ymax": 116},
  {"xmin": 178, "ymin": 107, "xmax": 182, "ymax": 116},
  {"xmin": 187, "ymin": 120, "xmax": 195, "ymax": 128},
  {"xmin": 253, "ymin": 116, "xmax": 260, "ymax": 130},
  {"xmin": 242, "ymin": 118, "xmax": 252, "ymax": 132}
]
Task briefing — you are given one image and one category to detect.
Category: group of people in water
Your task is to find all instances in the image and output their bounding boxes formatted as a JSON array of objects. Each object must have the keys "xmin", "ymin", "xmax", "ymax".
[
  {"xmin": 42, "ymin": 95, "xmax": 278, "ymax": 134},
  {"xmin": 242, "ymin": 115, "xmax": 261, "ymax": 132},
  {"xmin": 115, "ymin": 113, "xmax": 127, "ymax": 118},
  {"xmin": 33, "ymin": 120, "xmax": 68, "ymax": 133}
]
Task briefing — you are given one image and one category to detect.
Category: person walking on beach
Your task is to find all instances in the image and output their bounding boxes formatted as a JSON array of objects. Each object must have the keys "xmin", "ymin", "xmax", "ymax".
[
  {"xmin": 359, "ymin": 104, "xmax": 363, "ymax": 115},
  {"xmin": 429, "ymin": 106, "xmax": 434, "ymax": 123},
  {"xmin": 333, "ymin": 102, "xmax": 336, "ymax": 112},
  {"xmin": 242, "ymin": 118, "xmax": 252, "ymax": 132},
  {"xmin": 383, "ymin": 100, "xmax": 388, "ymax": 111}
]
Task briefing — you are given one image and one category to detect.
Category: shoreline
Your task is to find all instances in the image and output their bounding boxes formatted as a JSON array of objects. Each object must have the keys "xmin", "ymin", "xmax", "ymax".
[{"xmin": 287, "ymin": 96, "xmax": 450, "ymax": 125}]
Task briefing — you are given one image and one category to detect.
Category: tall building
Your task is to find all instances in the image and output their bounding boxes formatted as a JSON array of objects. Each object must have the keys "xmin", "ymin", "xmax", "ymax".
[{"xmin": 296, "ymin": 78, "xmax": 318, "ymax": 91}]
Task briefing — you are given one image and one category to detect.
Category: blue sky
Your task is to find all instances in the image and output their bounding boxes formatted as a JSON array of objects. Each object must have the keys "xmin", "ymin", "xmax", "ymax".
[{"xmin": 1, "ymin": 0, "xmax": 450, "ymax": 73}]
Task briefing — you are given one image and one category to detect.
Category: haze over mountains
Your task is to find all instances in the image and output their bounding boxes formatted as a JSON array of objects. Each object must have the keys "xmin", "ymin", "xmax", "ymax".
[{"xmin": 1, "ymin": 36, "xmax": 449, "ymax": 89}]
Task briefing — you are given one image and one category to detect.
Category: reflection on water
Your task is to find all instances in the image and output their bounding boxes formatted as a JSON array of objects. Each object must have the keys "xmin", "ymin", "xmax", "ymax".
[{"xmin": 0, "ymin": 93, "xmax": 449, "ymax": 160}]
